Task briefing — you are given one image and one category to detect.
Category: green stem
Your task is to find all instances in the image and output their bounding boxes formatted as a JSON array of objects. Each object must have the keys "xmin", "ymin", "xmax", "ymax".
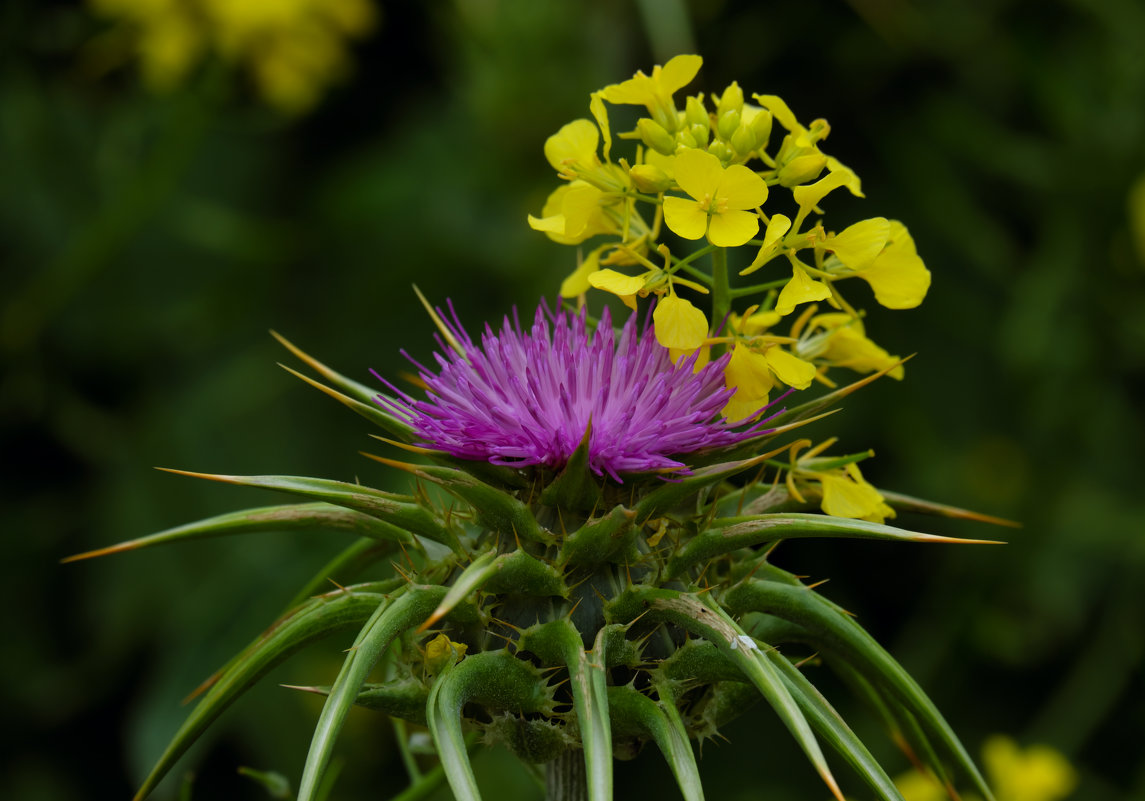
[
  {"xmin": 545, "ymin": 749, "xmax": 588, "ymax": 801},
  {"xmin": 711, "ymin": 247, "xmax": 731, "ymax": 336}
]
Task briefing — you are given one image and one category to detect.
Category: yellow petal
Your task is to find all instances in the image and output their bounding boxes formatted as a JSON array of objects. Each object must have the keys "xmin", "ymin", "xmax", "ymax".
[
  {"xmin": 589, "ymin": 92, "xmax": 612, "ymax": 162},
  {"xmin": 820, "ymin": 469, "xmax": 888, "ymax": 520},
  {"xmin": 792, "ymin": 169, "xmax": 851, "ymax": 212},
  {"xmin": 777, "ymin": 152, "xmax": 827, "ymax": 187},
  {"xmin": 560, "ymin": 183, "xmax": 606, "ymax": 237},
  {"xmin": 775, "ymin": 265, "xmax": 831, "ymax": 316},
  {"xmin": 743, "ymin": 214, "xmax": 792, "ymax": 275},
  {"xmin": 752, "ymin": 94, "xmax": 800, "ymax": 132},
  {"xmin": 658, "ymin": 54, "xmax": 703, "ymax": 95},
  {"xmin": 654, "ymin": 293, "xmax": 709, "ymax": 350},
  {"xmin": 723, "ymin": 343, "xmax": 774, "ymax": 421},
  {"xmin": 560, "ymin": 247, "xmax": 604, "ymax": 297},
  {"xmin": 717, "ymin": 164, "xmax": 768, "ymax": 209},
  {"xmin": 764, "ymin": 346, "xmax": 817, "ymax": 389},
  {"xmin": 544, "ymin": 119, "xmax": 600, "ymax": 173},
  {"xmin": 829, "ymin": 217, "xmax": 891, "ymax": 270},
  {"xmin": 707, "ymin": 209, "xmax": 759, "ymax": 247},
  {"xmin": 589, "ymin": 268, "xmax": 645, "ymax": 297},
  {"xmin": 669, "ymin": 343, "xmax": 711, "ymax": 370},
  {"xmin": 859, "ymin": 221, "xmax": 931, "ymax": 309},
  {"xmin": 815, "ymin": 317, "xmax": 904, "ymax": 379},
  {"xmin": 663, "ymin": 196, "xmax": 708, "ymax": 240},
  {"xmin": 672, "ymin": 148, "xmax": 722, "ymax": 201},
  {"xmin": 826, "ymin": 157, "xmax": 864, "ymax": 198}
]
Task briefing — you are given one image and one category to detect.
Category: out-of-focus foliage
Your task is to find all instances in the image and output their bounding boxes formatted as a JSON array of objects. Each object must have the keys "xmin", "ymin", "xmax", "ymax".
[{"xmin": 2, "ymin": 0, "xmax": 1143, "ymax": 799}]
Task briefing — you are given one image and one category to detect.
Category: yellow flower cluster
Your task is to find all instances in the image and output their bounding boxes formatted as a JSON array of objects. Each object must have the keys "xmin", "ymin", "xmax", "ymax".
[
  {"xmin": 88, "ymin": 0, "xmax": 376, "ymax": 112},
  {"xmin": 530, "ymin": 54, "xmax": 933, "ymax": 523},
  {"xmin": 530, "ymin": 55, "xmax": 929, "ymax": 413}
]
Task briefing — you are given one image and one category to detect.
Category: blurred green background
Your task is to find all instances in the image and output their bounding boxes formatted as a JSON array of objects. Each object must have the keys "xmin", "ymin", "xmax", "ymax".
[{"xmin": 3, "ymin": 0, "xmax": 1144, "ymax": 799}]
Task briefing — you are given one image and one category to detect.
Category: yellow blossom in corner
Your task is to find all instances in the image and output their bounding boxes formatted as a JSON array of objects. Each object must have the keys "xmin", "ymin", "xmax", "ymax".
[
  {"xmin": 983, "ymin": 736, "xmax": 1078, "ymax": 801},
  {"xmin": 663, "ymin": 149, "xmax": 768, "ymax": 247}
]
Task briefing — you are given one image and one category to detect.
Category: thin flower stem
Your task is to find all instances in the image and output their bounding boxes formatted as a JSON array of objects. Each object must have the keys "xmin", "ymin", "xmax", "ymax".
[
  {"xmin": 731, "ymin": 279, "xmax": 787, "ymax": 298},
  {"xmin": 711, "ymin": 247, "xmax": 731, "ymax": 336}
]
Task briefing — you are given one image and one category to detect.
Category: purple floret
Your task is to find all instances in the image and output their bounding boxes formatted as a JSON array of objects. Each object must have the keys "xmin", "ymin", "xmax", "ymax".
[{"xmin": 376, "ymin": 301, "xmax": 771, "ymax": 482}]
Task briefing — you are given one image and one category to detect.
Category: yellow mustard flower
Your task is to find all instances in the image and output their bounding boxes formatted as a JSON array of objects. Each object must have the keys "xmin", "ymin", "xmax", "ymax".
[
  {"xmin": 723, "ymin": 342, "xmax": 816, "ymax": 422},
  {"xmin": 826, "ymin": 219, "xmax": 931, "ymax": 309},
  {"xmin": 663, "ymin": 149, "xmax": 768, "ymax": 247},
  {"xmin": 795, "ymin": 312, "xmax": 905, "ymax": 379},
  {"xmin": 790, "ymin": 442, "xmax": 894, "ymax": 524},
  {"xmin": 528, "ymin": 181, "xmax": 618, "ymax": 245},
  {"xmin": 544, "ymin": 119, "xmax": 602, "ymax": 177},
  {"xmin": 601, "ymin": 54, "xmax": 703, "ymax": 132}
]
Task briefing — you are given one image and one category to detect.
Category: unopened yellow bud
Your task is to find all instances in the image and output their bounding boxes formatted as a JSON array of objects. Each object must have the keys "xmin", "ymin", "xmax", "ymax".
[
  {"xmin": 707, "ymin": 140, "xmax": 733, "ymax": 163},
  {"xmin": 629, "ymin": 164, "xmax": 673, "ymax": 194},
  {"xmin": 638, "ymin": 117, "xmax": 677, "ymax": 156},
  {"xmin": 685, "ymin": 95, "xmax": 709, "ymax": 129},
  {"xmin": 747, "ymin": 107, "xmax": 773, "ymax": 150},
  {"xmin": 716, "ymin": 81, "xmax": 744, "ymax": 118},
  {"xmin": 778, "ymin": 153, "xmax": 827, "ymax": 186},
  {"xmin": 730, "ymin": 123, "xmax": 756, "ymax": 156},
  {"xmin": 689, "ymin": 122, "xmax": 710, "ymax": 147},
  {"xmin": 677, "ymin": 129, "xmax": 698, "ymax": 149},
  {"xmin": 717, "ymin": 109, "xmax": 741, "ymax": 141}
]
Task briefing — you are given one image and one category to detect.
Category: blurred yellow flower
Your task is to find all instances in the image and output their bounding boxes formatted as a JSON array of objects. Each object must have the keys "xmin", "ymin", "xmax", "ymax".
[
  {"xmin": 894, "ymin": 736, "xmax": 1078, "ymax": 801},
  {"xmin": 528, "ymin": 182, "xmax": 618, "ymax": 245},
  {"xmin": 88, "ymin": 0, "xmax": 377, "ymax": 112},
  {"xmin": 663, "ymin": 149, "xmax": 768, "ymax": 247},
  {"xmin": 723, "ymin": 341, "xmax": 816, "ymax": 421},
  {"xmin": 796, "ymin": 312, "xmax": 904, "ymax": 379}
]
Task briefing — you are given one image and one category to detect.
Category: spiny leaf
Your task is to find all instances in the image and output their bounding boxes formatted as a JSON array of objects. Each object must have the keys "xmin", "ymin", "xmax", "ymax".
[
  {"xmin": 633, "ymin": 446, "xmax": 787, "ymax": 523},
  {"xmin": 880, "ymin": 490, "xmax": 1020, "ymax": 528},
  {"xmin": 133, "ymin": 586, "xmax": 389, "ymax": 801},
  {"xmin": 156, "ymin": 470, "xmax": 457, "ymax": 549},
  {"xmin": 608, "ymin": 587, "xmax": 843, "ymax": 801},
  {"xmin": 767, "ymin": 651, "xmax": 905, "ymax": 801},
  {"xmin": 297, "ymin": 585, "xmax": 448, "ymax": 801},
  {"xmin": 722, "ymin": 578, "xmax": 994, "ymax": 801},
  {"xmin": 283, "ymin": 678, "xmax": 430, "ymax": 725},
  {"xmin": 557, "ymin": 504, "xmax": 637, "ymax": 568},
  {"xmin": 360, "ymin": 455, "xmax": 552, "ymax": 544},
  {"xmin": 770, "ymin": 357, "xmax": 913, "ymax": 428},
  {"xmin": 427, "ymin": 650, "xmax": 554, "ymax": 801},
  {"xmin": 271, "ymin": 330, "xmax": 382, "ymax": 406},
  {"xmin": 63, "ymin": 503, "xmax": 412, "ymax": 563},
  {"xmin": 667, "ymin": 513, "xmax": 999, "ymax": 578}
]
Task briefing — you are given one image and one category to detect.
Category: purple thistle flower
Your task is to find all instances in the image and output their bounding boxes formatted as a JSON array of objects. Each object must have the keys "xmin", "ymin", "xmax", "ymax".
[{"xmin": 376, "ymin": 301, "xmax": 771, "ymax": 483}]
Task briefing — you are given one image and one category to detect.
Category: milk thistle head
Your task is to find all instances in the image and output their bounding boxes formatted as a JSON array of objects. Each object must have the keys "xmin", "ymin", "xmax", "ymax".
[
  {"xmin": 378, "ymin": 301, "xmax": 768, "ymax": 481},
  {"xmin": 68, "ymin": 55, "xmax": 1009, "ymax": 801}
]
